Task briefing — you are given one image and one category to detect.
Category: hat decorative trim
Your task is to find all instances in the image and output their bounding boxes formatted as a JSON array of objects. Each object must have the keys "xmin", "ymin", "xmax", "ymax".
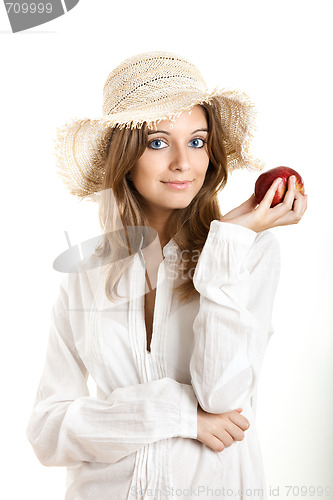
[{"xmin": 55, "ymin": 51, "xmax": 264, "ymax": 200}]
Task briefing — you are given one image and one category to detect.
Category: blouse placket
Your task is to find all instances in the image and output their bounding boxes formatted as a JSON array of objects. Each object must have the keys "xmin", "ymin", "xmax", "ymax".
[{"xmin": 127, "ymin": 241, "xmax": 181, "ymax": 499}]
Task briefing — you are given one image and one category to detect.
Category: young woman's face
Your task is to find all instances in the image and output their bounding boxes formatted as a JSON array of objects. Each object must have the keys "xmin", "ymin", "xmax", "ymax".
[{"xmin": 130, "ymin": 105, "xmax": 210, "ymax": 219}]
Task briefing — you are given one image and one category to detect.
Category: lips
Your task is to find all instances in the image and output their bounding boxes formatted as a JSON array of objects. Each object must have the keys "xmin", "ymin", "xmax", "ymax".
[
  {"xmin": 161, "ymin": 180, "xmax": 192, "ymax": 190},
  {"xmin": 162, "ymin": 180, "xmax": 192, "ymax": 183}
]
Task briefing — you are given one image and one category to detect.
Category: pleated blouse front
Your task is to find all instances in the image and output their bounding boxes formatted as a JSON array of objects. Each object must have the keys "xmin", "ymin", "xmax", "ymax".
[{"xmin": 27, "ymin": 220, "xmax": 281, "ymax": 500}]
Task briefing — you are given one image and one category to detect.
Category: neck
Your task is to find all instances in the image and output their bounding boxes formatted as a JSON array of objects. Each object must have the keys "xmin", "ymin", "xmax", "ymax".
[{"xmin": 146, "ymin": 212, "xmax": 173, "ymax": 250}]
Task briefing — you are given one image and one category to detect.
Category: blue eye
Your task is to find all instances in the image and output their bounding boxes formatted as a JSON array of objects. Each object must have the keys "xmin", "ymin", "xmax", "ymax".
[
  {"xmin": 148, "ymin": 139, "xmax": 168, "ymax": 150},
  {"xmin": 190, "ymin": 138, "xmax": 205, "ymax": 148}
]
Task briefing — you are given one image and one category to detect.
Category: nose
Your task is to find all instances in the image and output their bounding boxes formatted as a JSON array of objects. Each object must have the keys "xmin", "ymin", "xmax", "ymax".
[{"xmin": 169, "ymin": 143, "xmax": 191, "ymax": 172}]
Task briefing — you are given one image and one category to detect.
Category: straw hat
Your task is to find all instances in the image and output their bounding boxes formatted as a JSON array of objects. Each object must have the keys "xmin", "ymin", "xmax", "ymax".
[{"xmin": 55, "ymin": 51, "xmax": 264, "ymax": 200}]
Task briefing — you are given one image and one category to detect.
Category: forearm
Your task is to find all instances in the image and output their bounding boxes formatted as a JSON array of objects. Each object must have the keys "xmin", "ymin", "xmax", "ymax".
[
  {"xmin": 189, "ymin": 220, "xmax": 281, "ymax": 414},
  {"xmin": 27, "ymin": 276, "xmax": 198, "ymax": 467},
  {"xmin": 27, "ymin": 377, "xmax": 198, "ymax": 466}
]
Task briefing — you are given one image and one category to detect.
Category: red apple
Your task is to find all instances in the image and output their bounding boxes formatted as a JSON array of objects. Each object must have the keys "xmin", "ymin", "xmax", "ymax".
[{"xmin": 254, "ymin": 166, "xmax": 305, "ymax": 207}]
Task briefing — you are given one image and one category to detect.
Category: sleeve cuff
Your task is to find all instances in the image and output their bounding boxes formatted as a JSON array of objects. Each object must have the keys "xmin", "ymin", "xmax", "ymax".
[
  {"xmin": 180, "ymin": 384, "xmax": 198, "ymax": 439},
  {"xmin": 208, "ymin": 220, "xmax": 258, "ymax": 247}
]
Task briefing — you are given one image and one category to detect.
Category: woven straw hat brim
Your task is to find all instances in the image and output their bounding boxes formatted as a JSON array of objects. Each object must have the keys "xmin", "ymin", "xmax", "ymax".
[{"xmin": 55, "ymin": 88, "xmax": 264, "ymax": 200}]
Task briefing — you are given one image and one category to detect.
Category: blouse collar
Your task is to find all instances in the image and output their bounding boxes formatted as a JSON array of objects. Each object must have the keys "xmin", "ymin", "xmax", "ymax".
[
  {"xmin": 137, "ymin": 234, "xmax": 181, "ymax": 264},
  {"xmin": 162, "ymin": 238, "xmax": 181, "ymax": 262}
]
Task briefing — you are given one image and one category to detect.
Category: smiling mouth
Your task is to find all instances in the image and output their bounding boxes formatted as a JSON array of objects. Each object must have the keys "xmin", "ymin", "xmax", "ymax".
[
  {"xmin": 161, "ymin": 180, "xmax": 193, "ymax": 184},
  {"xmin": 161, "ymin": 180, "xmax": 193, "ymax": 190}
]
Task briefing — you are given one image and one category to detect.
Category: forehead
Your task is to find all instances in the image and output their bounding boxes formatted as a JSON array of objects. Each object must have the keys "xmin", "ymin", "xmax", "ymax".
[{"xmin": 148, "ymin": 105, "xmax": 208, "ymax": 132}]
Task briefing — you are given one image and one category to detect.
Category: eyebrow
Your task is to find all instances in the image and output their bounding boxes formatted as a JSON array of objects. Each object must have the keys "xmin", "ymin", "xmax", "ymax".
[{"xmin": 147, "ymin": 128, "xmax": 209, "ymax": 135}]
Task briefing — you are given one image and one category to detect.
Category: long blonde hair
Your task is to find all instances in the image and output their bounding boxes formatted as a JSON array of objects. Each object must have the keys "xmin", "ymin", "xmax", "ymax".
[{"xmin": 95, "ymin": 97, "xmax": 228, "ymax": 303}]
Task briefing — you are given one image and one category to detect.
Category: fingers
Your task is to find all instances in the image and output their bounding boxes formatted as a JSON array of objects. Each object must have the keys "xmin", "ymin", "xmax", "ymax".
[
  {"xmin": 259, "ymin": 177, "xmax": 283, "ymax": 211},
  {"xmin": 213, "ymin": 417, "xmax": 248, "ymax": 449},
  {"xmin": 244, "ymin": 193, "xmax": 259, "ymax": 208},
  {"xmin": 221, "ymin": 194, "xmax": 258, "ymax": 222},
  {"xmin": 271, "ymin": 175, "xmax": 308, "ymax": 225},
  {"xmin": 280, "ymin": 175, "xmax": 297, "ymax": 209},
  {"xmin": 228, "ymin": 411, "xmax": 250, "ymax": 431},
  {"xmin": 214, "ymin": 428, "xmax": 242, "ymax": 448},
  {"xmin": 291, "ymin": 184, "xmax": 308, "ymax": 221},
  {"xmin": 205, "ymin": 434, "xmax": 226, "ymax": 453},
  {"xmin": 235, "ymin": 194, "xmax": 258, "ymax": 215},
  {"xmin": 197, "ymin": 409, "xmax": 251, "ymax": 453},
  {"xmin": 223, "ymin": 425, "xmax": 245, "ymax": 443},
  {"xmin": 226, "ymin": 175, "xmax": 307, "ymax": 231}
]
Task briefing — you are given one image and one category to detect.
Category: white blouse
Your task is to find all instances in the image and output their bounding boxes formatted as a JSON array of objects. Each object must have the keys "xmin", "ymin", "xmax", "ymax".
[{"xmin": 27, "ymin": 220, "xmax": 281, "ymax": 500}]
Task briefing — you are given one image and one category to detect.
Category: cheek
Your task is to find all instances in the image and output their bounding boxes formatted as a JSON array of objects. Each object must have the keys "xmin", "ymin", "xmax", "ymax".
[
  {"xmin": 130, "ymin": 161, "xmax": 160, "ymax": 196},
  {"xmin": 194, "ymin": 158, "xmax": 210, "ymax": 191},
  {"xmin": 131, "ymin": 161, "xmax": 149, "ymax": 185},
  {"xmin": 195, "ymin": 153, "xmax": 210, "ymax": 178},
  {"xmin": 131, "ymin": 152, "xmax": 161, "ymax": 181}
]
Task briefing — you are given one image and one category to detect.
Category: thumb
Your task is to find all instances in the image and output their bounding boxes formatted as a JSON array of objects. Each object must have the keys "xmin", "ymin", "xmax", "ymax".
[
  {"xmin": 235, "ymin": 194, "xmax": 258, "ymax": 215},
  {"xmin": 244, "ymin": 193, "xmax": 259, "ymax": 208}
]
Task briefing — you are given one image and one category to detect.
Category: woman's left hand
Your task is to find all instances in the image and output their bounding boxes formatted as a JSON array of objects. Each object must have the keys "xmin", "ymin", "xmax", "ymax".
[{"xmin": 220, "ymin": 175, "xmax": 308, "ymax": 233}]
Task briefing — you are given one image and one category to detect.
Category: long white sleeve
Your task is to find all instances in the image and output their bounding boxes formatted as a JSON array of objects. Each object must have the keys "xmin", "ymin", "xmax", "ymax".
[
  {"xmin": 26, "ymin": 277, "xmax": 198, "ymax": 467},
  {"xmin": 190, "ymin": 220, "xmax": 281, "ymax": 414}
]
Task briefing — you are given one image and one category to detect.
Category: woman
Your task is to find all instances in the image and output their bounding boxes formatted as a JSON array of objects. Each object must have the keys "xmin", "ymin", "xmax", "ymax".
[{"xmin": 27, "ymin": 51, "xmax": 307, "ymax": 499}]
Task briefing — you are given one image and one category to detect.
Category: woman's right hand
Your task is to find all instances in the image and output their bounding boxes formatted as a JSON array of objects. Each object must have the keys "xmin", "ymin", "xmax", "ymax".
[{"xmin": 196, "ymin": 404, "xmax": 250, "ymax": 452}]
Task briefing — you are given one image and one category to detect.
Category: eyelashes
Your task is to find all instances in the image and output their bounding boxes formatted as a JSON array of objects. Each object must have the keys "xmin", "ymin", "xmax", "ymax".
[{"xmin": 148, "ymin": 137, "xmax": 207, "ymax": 150}]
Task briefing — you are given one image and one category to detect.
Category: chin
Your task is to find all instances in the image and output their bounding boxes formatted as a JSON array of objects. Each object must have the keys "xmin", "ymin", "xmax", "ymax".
[
  {"xmin": 169, "ymin": 199, "xmax": 193, "ymax": 210},
  {"xmin": 177, "ymin": 202, "xmax": 192, "ymax": 209},
  {"xmin": 169, "ymin": 193, "xmax": 197, "ymax": 206}
]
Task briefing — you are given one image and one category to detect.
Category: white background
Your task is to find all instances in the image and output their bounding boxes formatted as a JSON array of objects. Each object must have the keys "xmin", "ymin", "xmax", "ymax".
[{"xmin": 1, "ymin": 0, "xmax": 332, "ymax": 498}]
